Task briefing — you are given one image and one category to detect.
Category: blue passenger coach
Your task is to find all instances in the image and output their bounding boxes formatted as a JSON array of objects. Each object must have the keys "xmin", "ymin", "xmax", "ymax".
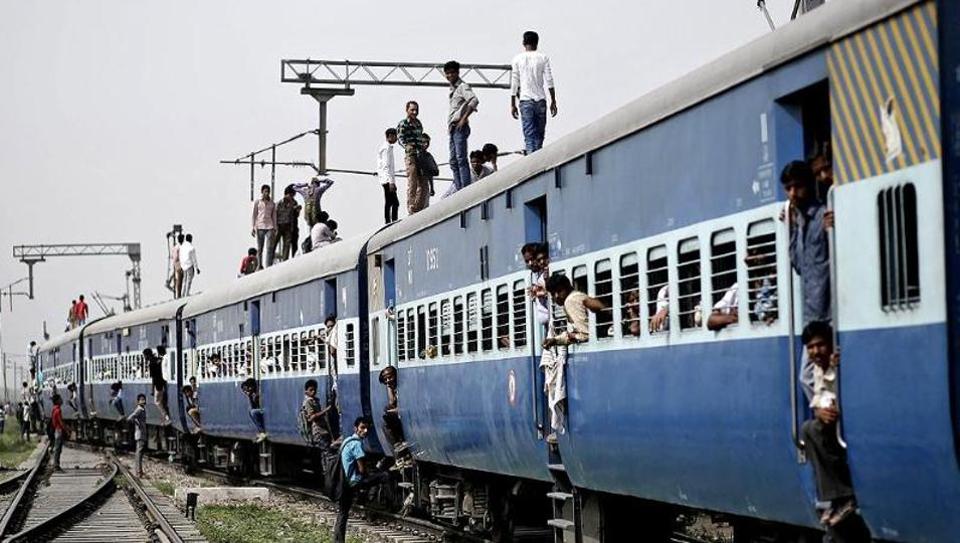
[{"xmin": 29, "ymin": 0, "xmax": 960, "ymax": 540}]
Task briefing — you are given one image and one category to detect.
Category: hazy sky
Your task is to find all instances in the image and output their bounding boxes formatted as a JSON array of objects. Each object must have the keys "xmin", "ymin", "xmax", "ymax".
[{"xmin": 0, "ymin": 1, "xmax": 797, "ymax": 378}]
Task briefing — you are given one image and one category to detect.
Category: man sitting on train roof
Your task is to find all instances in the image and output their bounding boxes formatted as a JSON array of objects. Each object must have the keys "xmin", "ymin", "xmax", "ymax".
[
  {"xmin": 780, "ymin": 160, "xmax": 834, "ymax": 402},
  {"xmin": 800, "ymin": 321, "xmax": 858, "ymax": 528}
]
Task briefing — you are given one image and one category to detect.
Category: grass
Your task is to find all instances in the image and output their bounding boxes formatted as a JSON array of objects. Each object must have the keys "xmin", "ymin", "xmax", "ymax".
[
  {"xmin": 0, "ymin": 421, "xmax": 38, "ymax": 469},
  {"xmin": 196, "ymin": 504, "xmax": 363, "ymax": 543},
  {"xmin": 153, "ymin": 480, "xmax": 175, "ymax": 497}
]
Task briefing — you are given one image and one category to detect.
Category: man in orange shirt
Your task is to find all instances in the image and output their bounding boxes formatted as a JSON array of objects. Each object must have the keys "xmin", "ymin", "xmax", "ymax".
[{"xmin": 74, "ymin": 295, "xmax": 89, "ymax": 326}]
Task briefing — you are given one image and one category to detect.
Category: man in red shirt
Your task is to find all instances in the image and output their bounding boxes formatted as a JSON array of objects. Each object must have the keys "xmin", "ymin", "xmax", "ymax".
[
  {"xmin": 74, "ymin": 295, "xmax": 89, "ymax": 326},
  {"xmin": 239, "ymin": 248, "xmax": 258, "ymax": 276},
  {"xmin": 51, "ymin": 394, "xmax": 67, "ymax": 471}
]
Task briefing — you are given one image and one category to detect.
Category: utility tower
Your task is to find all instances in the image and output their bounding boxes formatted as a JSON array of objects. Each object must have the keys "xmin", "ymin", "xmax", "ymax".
[{"xmin": 12, "ymin": 243, "xmax": 143, "ymax": 310}]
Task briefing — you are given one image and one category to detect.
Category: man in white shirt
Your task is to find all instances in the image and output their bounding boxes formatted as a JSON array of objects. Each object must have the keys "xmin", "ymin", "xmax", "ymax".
[
  {"xmin": 179, "ymin": 234, "xmax": 199, "ymax": 297},
  {"xmin": 251, "ymin": 184, "xmax": 278, "ymax": 269},
  {"xmin": 28, "ymin": 341, "xmax": 39, "ymax": 373},
  {"xmin": 510, "ymin": 31, "xmax": 557, "ymax": 154},
  {"xmin": 378, "ymin": 128, "xmax": 399, "ymax": 224}
]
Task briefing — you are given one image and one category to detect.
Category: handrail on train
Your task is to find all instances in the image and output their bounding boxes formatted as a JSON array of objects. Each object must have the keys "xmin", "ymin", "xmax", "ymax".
[
  {"xmin": 785, "ymin": 201, "xmax": 805, "ymax": 462},
  {"xmin": 826, "ymin": 186, "xmax": 847, "ymax": 450}
]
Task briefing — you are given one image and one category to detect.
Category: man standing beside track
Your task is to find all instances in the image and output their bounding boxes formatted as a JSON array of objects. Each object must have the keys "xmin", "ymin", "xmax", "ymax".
[
  {"xmin": 51, "ymin": 394, "xmax": 66, "ymax": 471},
  {"xmin": 333, "ymin": 416, "xmax": 390, "ymax": 543},
  {"xmin": 127, "ymin": 393, "xmax": 147, "ymax": 477}
]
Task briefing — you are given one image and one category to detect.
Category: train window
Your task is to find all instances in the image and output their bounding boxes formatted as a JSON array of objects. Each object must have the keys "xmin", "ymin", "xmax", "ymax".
[
  {"xmin": 619, "ymin": 253, "xmax": 641, "ymax": 338},
  {"xmin": 878, "ymin": 183, "xmax": 920, "ymax": 310},
  {"xmin": 594, "ymin": 260, "xmax": 614, "ymax": 339},
  {"xmin": 710, "ymin": 229, "xmax": 738, "ymax": 327},
  {"xmin": 678, "ymin": 237, "xmax": 702, "ymax": 330},
  {"xmin": 551, "ymin": 270, "xmax": 568, "ymax": 333},
  {"xmin": 244, "ymin": 340, "xmax": 254, "ymax": 377},
  {"xmin": 316, "ymin": 328, "xmax": 327, "ymax": 371},
  {"xmin": 512, "ymin": 280, "xmax": 527, "ymax": 349},
  {"xmin": 572, "ymin": 265, "xmax": 588, "ymax": 293},
  {"xmin": 428, "ymin": 303, "xmax": 438, "ymax": 359},
  {"xmin": 496, "ymin": 285, "xmax": 510, "ymax": 350},
  {"xmin": 467, "ymin": 292, "xmax": 479, "ymax": 354},
  {"xmin": 747, "ymin": 220, "xmax": 779, "ymax": 324},
  {"xmin": 397, "ymin": 308, "xmax": 407, "ymax": 363},
  {"xmin": 345, "ymin": 323, "xmax": 356, "ymax": 366},
  {"xmin": 372, "ymin": 317, "xmax": 381, "ymax": 366},
  {"xmin": 440, "ymin": 300, "xmax": 452, "ymax": 357},
  {"xmin": 281, "ymin": 334, "xmax": 291, "ymax": 373},
  {"xmin": 647, "ymin": 246, "xmax": 669, "ymax": 334},
  {"xmin": 481, "ymin": 289, "xmax": 494, "ymax": 351},
  {"xmin": 417, "ymin": 306, "xmax": 427, "ymax": 359},
  {"xmin": 406, "ymin": 309, "xmax": 416, "ymax": 361},
  {"xmin": 453, "ymin": 297, "xmax": 465, "ymax": 355}
]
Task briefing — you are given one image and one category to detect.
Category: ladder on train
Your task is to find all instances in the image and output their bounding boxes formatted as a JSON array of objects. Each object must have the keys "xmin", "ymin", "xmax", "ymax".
[{"xmin": 547, "ymin": 447, "xmax": 582, "ymax": 543}]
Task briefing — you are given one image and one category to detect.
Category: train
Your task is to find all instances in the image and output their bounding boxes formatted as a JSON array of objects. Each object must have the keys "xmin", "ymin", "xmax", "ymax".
[{"xmin": 30, "ymin": 0, "xmax": 960, "ymax": 541}]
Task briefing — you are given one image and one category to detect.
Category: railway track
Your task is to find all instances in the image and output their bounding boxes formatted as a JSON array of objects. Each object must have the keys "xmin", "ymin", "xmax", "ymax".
[{"xmin": 0, "ymin": 445, "xmax": 206, "ymax": 543}]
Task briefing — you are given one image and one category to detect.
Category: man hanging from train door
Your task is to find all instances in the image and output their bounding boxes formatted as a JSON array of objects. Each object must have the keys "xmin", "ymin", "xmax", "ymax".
[
  {"xmin": 780, "ymin": 160, "xmax": 834, "ymax": 401},
  {"xmin": 800, "ymin": 321, "xmax": 859, "ymax": 529}
]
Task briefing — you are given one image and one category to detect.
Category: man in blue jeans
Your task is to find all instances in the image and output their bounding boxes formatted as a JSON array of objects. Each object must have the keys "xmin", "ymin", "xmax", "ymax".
[
  {"xmin": 510, "ymin": 31, "xmax": 557, "ymax": 153},
  {"xmin": 333, "ymin": 416, "xmax": 390, "ymax": 543},
  {"xmin": 443, "ymin": 61, "xmax": 479, "ymax": 194}
]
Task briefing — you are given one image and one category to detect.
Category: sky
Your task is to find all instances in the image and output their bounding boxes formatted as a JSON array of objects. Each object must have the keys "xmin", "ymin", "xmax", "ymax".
[{"xmin": 0, "ymin": 0, "xmax": 798, "ymax": 384}]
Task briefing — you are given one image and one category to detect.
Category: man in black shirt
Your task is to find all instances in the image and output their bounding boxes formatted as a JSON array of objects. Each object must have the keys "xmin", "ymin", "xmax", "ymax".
[{"xmin": 146, "ymin": 348, "xmax": 171, "ymax": 425}]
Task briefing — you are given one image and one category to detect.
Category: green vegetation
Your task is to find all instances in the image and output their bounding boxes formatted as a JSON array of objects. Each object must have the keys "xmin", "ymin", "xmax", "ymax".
[
  {"xmin": 0, "ymin": 420, "xmax": 38, "ymax": 469},
  {"xmin": 153, "ymin": 480, "xmax": 175, "ymax": 497},
  {"xmin": 196, "ymin": 504, "xmax": 362, "ymax": 543}
]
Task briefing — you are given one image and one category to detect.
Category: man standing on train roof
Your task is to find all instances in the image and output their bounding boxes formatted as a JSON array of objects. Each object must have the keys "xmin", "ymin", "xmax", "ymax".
[
  {"xmin": 75, "ymin": 295, "xmax": 89, "ymax": 326},
  {"xmin": 179, "ymin": 234, "xmax": 199, "ymax": 296},
  {"xmin": 780, "ymin": 160, "xmax": 834, "ymax": 401},
  {"xmin": 397, "ymin": 101, "xmax": 430, "ymax": 216},
  {"xmin": 511, "ymin": 30, "xmax": 557, "ymax": 154},
  {"xmin": 800, "ymin": 321, "xmax": 859, "ymax": 529},
  {"xmin": 377, "ymin": 128, "xmax": 400, "ymax": 224},
  {"xmin": 276, "ymin": 185, "xmax": 301, "ymax": 262},
  {"xmin": 444, "ymin": 60, "xmax": 479, "ymax": 194},
  {"xmin": 251, "ymin": 184, "xmax": 278, "ymax": 270},
  {"xmin": 291, "ymin": 176, "xmax": 335, "ymax": 228}
]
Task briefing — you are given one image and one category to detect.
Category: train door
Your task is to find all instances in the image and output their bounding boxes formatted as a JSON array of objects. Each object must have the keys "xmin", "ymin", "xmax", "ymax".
[
  {"xmin": 524, "ymin": 196, "xmax": 548, "ymax": 436},
  {"xmin": 323, "ymin": 278, "xmax": 338, "ymax": 403},
  {"xmin": 248, "ymin": 300, "xmax": 261, "ymax": 381}
]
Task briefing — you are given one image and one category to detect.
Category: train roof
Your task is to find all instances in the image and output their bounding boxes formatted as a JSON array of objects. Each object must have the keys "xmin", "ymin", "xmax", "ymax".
[
  {"xmin": 38, "ymin": 327, "xmax": 83, "ymax": 352},
  {"xmin": 367, "ymin": 0, "xmax": 919, "ymax": 253},
  {"xmin": 182, "ymin": 232, "xmax": 370, "ymax": 318},
  {"xmin": 84, "ymin": 297, "xmax": 188, "ymax": 336}
]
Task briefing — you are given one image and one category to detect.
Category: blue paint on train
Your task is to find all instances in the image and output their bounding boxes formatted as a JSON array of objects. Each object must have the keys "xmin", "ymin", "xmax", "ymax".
[
  {"xmin": 841, "ymin": 323, "xmax": 960, "ymax": 542},
  {"xmin": 560, "ymin": 338, "xmax": 816, "ymax": 527},
  {"xmin": 369, "ymin": 356, "xmax": 551, "ymax": 483}
]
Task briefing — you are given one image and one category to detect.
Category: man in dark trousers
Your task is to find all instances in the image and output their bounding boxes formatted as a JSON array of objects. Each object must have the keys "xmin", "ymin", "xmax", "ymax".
[
  {"xmin": 147, "ymin": 348, "xmax": 170, "ymax": 424},
  {"xmin": 333, "ymin": 416, "xmax": 390, "ymax": 543},
  {"xmin": 51, "ymin": 394, "xmax": 66, "ymax": 471}
]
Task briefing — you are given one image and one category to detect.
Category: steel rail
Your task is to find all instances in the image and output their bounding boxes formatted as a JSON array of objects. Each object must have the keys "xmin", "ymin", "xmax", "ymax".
[
  {"xmin": 113, "ymin": 457, "xmax": 185, "ymax": 543},
  {"xmin": 2, "ymin": 461, "xmax": 118, "ymax": 543},
  {"xmin": 0, "ymin": 444, "xmax": 47, "ymax": 538}
]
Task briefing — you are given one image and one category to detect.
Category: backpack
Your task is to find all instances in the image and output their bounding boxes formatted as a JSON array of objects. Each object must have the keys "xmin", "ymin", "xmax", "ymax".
[{"xmin": 324, "ymin": 436, "xmax": 358, "ymax": 501}]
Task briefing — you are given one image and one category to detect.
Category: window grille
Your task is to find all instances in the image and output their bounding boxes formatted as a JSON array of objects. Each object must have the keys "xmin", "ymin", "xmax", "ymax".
[
  {"xmin": 619, "ymin": 253, "xmax": 641, "ymax": 337},
  {"xmin": 512, "ymin": 280, "xmax": 528, "ymax": 348},
  {"xmin": 467, "ymin": 293, "xmax": 479, "ymax": 353},
  {"xmin": 397, "ymin": 308, "xmax": 407, "ymax": 362},
  {"xmin": 747, "ymin": 220, "xmax": 779, "ymax": 324},
  {"xmin": 406, "ymin": 309, "xmax": 416, "ymax": 361},
  {"xmin": 417, "ymin": 306, "xmax": 427, "ymax": 359},
  {"xmin": 345, "ymin": 323, "xmax": 356, "ymax": 366},
  {"xmin": 441, "ymin": 300, "xmax": 452, "ymax": 356},
  {"xmin": 710, "ymin": 229, "xmax": 738, "ymax": 326},
  {"xmin": 878, "ymin": 183, "xmax": 920, "ymax": 310},
  {"xmin": 481, "ymin": 289, "xmax": 494, "ymax": 351},
  {"xmin": 677, "ymin": 238, "xmax": 702, "ymax": 330},
  {"xmin": 594, "ymin": 260, "xmax": 614, "ymax": 339},
  {"xmin": 496, "ymin": 285, "xmax": 510, "ymax": 350},
  {"xmin": 428, "ymin": 303, "xmax": 438, "ymax": 358},
  {"xmin": 453, "ymin": 297, "xmax": 465, "ymax": 355},
  {"xmin": 647, "ymin": 246, "xmax": 669, "ymax": 334}
]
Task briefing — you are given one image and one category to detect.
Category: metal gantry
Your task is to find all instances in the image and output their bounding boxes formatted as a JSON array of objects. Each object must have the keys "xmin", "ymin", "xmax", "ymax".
[
  {"xmin": 12, "ymin": 243, "xmax": 143, "ymax": 310},
  {"xmin": 280, "ymin": 59, "xmax": 512, "ymax": 89}
]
